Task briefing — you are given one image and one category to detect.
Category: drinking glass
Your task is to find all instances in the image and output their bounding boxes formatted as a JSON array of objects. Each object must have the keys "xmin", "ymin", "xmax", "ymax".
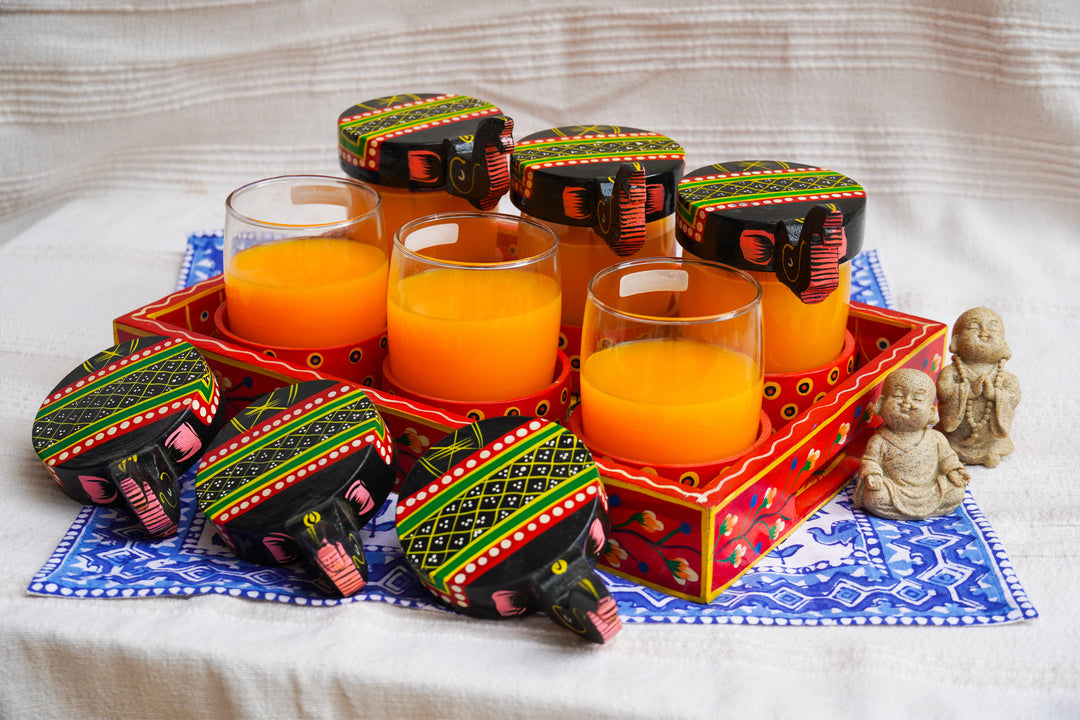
[
  {"xmin": 223, "ymin": 175, "xmax": 386, "ymax": 349},
  {"xmin": 386, "ymin": 212, "xmax": 561, "ymax": 402},
  {"xmin": 579, "ymin": 257, "xmax": 763, "ymax": 465}
]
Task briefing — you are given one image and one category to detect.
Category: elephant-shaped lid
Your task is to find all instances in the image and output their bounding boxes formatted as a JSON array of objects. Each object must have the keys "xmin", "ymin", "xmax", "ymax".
[
  {"xmin": 509, "ymin": 125, "xmax": 685, "ymax": 257},
  {"xmin": 338, "ymin": 93, "xmax": 514, "ymax": 210},
  {"xmin": 32, "ymin": 335, "xmax": 225, "ymax": 537},
  {"xmin": 396, "ymin": 415, "xmax": 621, "ymax": 644},
  {"xmin": 195, "ymin": 380, "xmax": 396, "ymax": 597},
  {"xmin": 676, "ymin": 161, "xmax": 866, "ymax": 303}
]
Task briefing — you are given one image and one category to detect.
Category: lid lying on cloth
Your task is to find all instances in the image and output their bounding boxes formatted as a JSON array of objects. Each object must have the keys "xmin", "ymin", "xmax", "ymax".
[
  {"xmin": 509, "ymin": 125, "xmax": 685, "ymax": 256},
  {"xmin": 396, "ymin": 415, "xmax": 621, "ymax": 644},
  {"xmin": 31, "ymin": 335, "xmax": 224, "ymax": 538},
  {"xmin": 195, "ymin": 379, "xmax": 396, "ymax": 597},
  {"xmin": 338, "ymin": 93, "xmax": 514, "ymax": 210},
  {"xmin": 676, "ymin": 160, "xmax": 866, "ymax": 303}
]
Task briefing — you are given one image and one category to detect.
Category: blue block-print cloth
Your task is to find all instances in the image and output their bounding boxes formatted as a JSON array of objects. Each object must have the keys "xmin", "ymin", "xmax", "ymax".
[{"xmin": 28, "ymin": 235, "xmax": 1036, "ymax": 626}]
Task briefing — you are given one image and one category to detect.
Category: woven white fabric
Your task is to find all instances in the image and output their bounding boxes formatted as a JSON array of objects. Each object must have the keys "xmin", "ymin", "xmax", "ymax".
[{"xmin": 2, "ymin": 1, "xmax": 1079, "ymax": 718}]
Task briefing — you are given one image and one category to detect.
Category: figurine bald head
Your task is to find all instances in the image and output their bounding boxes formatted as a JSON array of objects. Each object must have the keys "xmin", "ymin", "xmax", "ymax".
[
  {"xmin": 951, "ymin": 307, "xmax": 1010, "ymax": 364},
  {"xmin": 873, "ymin": 368, "xmax": 939, "ymax": 434}
]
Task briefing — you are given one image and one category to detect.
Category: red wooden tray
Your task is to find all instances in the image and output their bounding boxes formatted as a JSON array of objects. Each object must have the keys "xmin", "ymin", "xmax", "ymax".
[{"xmin": 114, "ymin": 276, "xmax": 946, "ymax": 603}]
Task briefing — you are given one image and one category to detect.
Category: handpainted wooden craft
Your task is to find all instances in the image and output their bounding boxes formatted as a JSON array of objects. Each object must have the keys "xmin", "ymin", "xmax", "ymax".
[
  {"xmin": 31, "ymin": 335, "xmax": 224, "ymax": 537},
  {"xmin": 381, "ymin": 350, "xmax": 573, "ymax": 425},
  {"xmin": 508, "ymin": 125, "xmax": 685, "ymax": 387},
  {"xmin": 675, "ymin": 160, "xmax": 865, "ymax": 283},
  {"xmin": 213, "ymin": 302, "xmax": 386, "ymax": 390},
  {"xmin": 595, "ymin": 305, "xmax": 945, "ymax": 602},
  {"xmin": 510, "ymin": 125, "xmax": 684, "ymax": 255},
  {"xmin": 115, "ymin": 281, "xmax": 947, "ymax": 602},
  {"xmin": 676, "ymin": 160, "xmax": 868, "ymax": 421},
  {"xmin": 396, "ymin": 416, "xmax": 621, "ymax": 644},
  {"xmin": 338, "ymin": 93, "xmax": 514, "ymax": 231},
  {"xmin": 194, "ymin": 379, "xmax": 396, "ymax": 597}
]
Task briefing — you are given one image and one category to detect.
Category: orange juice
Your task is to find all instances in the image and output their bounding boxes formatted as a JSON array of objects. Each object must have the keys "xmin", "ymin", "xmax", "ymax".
[
  {"xmin": 225, "ymin": 237, "xmax": 388, "ymax": 348},
  {"xmin": 379, "ymin": 187, "xmax": 477, "ymax": 242},
  {"xmin": 387, "ymin": 268, "xmax": 561, "ymax": 401},
  {"xmin": 542, "ymin": 215, "xmax": 677, "ymax": 328},
  {"xmin": 753, "ymin": 262, "xmax": 851, "ymax": 374},
  {"xmin": 580, "ymin": 338, "xmax": 763, "ymax": 465}
]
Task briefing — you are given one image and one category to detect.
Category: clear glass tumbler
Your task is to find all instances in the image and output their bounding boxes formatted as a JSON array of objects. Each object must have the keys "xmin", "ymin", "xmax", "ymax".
[
  {"xmin": 386, "ymin": 212, "xmax": 561, "ymax": 402},
  {"xmin": 579, "ymin": 257, "xmax": 763, "ymax": 465},
  {"xmin": 223, "ymin": 175, "xmax": 386, "ymax": 349}
]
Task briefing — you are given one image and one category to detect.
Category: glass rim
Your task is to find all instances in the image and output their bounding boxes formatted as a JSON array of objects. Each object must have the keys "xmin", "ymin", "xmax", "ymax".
[
  {"xmin": 586, "ymin": 256, "xmax": 763, "ymax": 325},
  {"xmin": 224, "ymin": 174, "xmax": 383, "ymax": 231},
  {"xmin": 393, "ymin": 212, "xmax": 559, "ymax": 270}
]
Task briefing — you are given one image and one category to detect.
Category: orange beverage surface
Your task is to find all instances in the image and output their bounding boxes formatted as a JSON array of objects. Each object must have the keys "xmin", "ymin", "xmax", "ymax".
[
  {"xmin": 387, "ymin": 268, "xmax": 562, "ymax": 402},
  {"xmin": 580, "ymin": 339, "xmax": 763, "ymax": 465},
  {"xmin": 225, "ymin": 237, "xmax": 388, "ymax": 348},
  {"xmin": 754, "ymin": 261, "xmax": 851, "ymax": 374}
]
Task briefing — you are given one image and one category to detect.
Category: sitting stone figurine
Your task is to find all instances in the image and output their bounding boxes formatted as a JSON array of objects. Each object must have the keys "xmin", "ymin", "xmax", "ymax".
[
  {"xmin": 936, "ymin": 307, "xmax": 1020, "ymax": 467},
  {"xmin": 854, "ymin": 368, "xmax": 971, "ymax": 521}
]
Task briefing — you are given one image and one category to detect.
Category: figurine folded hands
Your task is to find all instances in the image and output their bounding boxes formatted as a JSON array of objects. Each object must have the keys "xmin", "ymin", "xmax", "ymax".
[
  {"xmin": 854, "ymin": 368, "xmax": 971, "ymax": 521},
  {"xmin": 936, "ymin": 307, "xmax": 1020, "ymax": 467}
]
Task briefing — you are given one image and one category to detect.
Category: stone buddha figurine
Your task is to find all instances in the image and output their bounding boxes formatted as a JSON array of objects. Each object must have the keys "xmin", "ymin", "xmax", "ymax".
[
  {"xmin": 853, "ymin": 368, "xmax": 971, "ymax": 521},
  {"xmin": 936, "ymin": 307, "xmax": 1021, "ymax": 467}
]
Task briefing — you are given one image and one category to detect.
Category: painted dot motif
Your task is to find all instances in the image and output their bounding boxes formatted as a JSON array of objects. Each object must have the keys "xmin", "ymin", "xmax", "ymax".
[
  {"xmin": 32, "ymin": 338, "xmax": 219, "ymax": 466},
  {"xmin": 397, "ymin": 418, "xmax": 601, "ymax": 594},
  {"xmin": 195, "ymin": 382, "xmax": 388, "ymax": 524}
]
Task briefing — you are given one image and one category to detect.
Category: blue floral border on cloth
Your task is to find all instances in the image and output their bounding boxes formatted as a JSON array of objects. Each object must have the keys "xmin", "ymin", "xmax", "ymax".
[{"xmin": 28, "ymin": 234, "xmax": 1036, "ymax": 626}]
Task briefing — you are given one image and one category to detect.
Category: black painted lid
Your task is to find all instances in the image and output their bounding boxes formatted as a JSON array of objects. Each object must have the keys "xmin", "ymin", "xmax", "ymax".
[
  {"xmin": 509, "ymin": 125, "xmax": 685, "ymax": 256},
  {"xmin": 675, "ymin": 161, "xmax": 866, "ymax": 303},
  {"xmin": 396, "ymin": 415, "xmax": 620, "ymax": 643},
  {"xmin": 338, "ymin": 93, "xmax": 514, "ymax": 210},
  {"xmin": 194, "ymin": 380, "xmax": 397, "ymax": 596},
  {"xmin": 32, "ymin": 335, "xmax": 222, "ymax": 491},
  {"xmin": 195, "ymin": 379, "xmax": 394, "ymax": 534}
]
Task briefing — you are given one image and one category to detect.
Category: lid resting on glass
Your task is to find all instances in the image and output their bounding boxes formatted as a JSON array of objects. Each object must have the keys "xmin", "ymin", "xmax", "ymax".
[
  {"xmin": 338, "ymin": 92, "xmax": 514, "ymax": 210},
  {"xmin": 510, "ymin": 125, "xmax": 685, "ymax": 256}
]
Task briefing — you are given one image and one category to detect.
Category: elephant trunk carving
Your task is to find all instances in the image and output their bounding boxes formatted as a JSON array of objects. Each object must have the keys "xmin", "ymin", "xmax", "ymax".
[
  {"xmin": 443, "ymin": 116, "xmax": 515, "ymax": 211},
  {"xmin": 775, "ymin": 205, "xmax": 847, "ymax": 304}
]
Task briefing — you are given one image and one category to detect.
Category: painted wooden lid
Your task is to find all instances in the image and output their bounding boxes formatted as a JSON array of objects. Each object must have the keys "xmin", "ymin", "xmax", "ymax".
[
  {"xmin": 676, "ymin": 161, "xmax": 866, "ymax": 302},
  {"xmin": 396, "ymin": 415, "xmax": 620, "ymax": 643},
  {"xmin": 195, "ymin": 380, "xmax": 395, "ymax": 596},
  {"xmin": 509, "ymin": 125, "xmax": 685, "ymax": 256},
  {"xmin": 338, "ymin": 93, "xmax": 513, "ymax": 210},
  {"xmin": 32, "ymin": 335, "xmax": 224, "ymax": 537}
]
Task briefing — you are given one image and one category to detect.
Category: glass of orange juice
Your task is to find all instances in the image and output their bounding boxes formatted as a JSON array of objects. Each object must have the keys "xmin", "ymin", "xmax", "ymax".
[
  {"xmin": 509, "ymin": 125, "xmax": 686, "ymax": 388},
  {"xmin": 386, "ymin": 213, "xmax": 561, "ymax": 403},
  {"xmin": 223, "ymin": 175, "xmax": 387, "ymax": 349},
  {"xmin": 579, "ymin": 257, "xmax": 763, "ymax": 466},
  {"xmin": 674, "ymin": 161, "xmax": 865, "ymax": 374}
]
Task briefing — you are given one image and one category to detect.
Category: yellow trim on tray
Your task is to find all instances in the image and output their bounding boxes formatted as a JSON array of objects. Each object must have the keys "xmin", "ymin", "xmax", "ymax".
[
  {"xmin": 704, "ymin": 468, "xmax": 853, "ymax": 603},
  {"xmin": 702, "ymin": 499, "xmax": 715, "ymax": 600}
]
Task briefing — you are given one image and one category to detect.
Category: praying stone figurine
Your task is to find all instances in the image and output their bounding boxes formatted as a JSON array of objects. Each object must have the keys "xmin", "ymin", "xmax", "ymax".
[
  {"xmin": 936, "ymin": 307, "xmax": 1021, "ymax": 467},
  {"xmin": 854, "ymin": 368, "xmax": 971, "ymax": 521}
]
